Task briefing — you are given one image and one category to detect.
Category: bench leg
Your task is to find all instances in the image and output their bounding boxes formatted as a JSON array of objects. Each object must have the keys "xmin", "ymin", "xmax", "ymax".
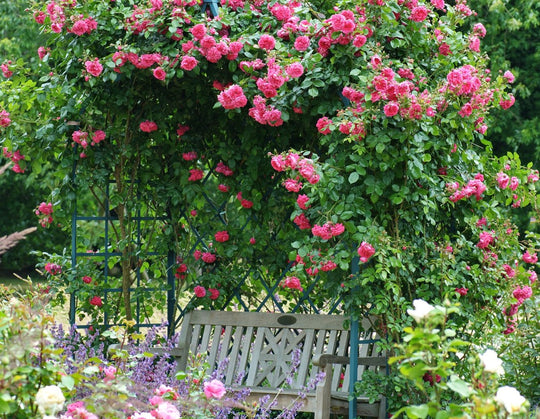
[{"xmin": 315, "ymin": 368, "xmax": 331, "ymax": 419}]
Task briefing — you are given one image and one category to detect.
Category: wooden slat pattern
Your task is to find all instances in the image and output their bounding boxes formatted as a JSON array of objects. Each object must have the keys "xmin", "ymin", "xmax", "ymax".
[{"xmin": 171, "ymin": 310, "xmax": 385, "ymax": 418}]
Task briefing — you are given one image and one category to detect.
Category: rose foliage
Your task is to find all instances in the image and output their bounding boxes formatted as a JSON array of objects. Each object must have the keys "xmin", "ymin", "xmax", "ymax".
[{"xmin": 0, "ymin": 0, "xmax": 539, "ymax": 409}]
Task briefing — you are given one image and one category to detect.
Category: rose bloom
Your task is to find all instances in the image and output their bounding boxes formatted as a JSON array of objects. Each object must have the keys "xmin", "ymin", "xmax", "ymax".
[
  {"xmin": 35, "ymin": 385, "xmax": 65, "ymax": 414},
  {"xmin": 180, "ymin": 55, "xmax": 198, "ymax": 71},
  {"xmin": 409, "ymin": 6, "xmax": 429, "ymax": 22},
  {"xmin": 204, "ymin": 379, "xmax": 226, "ymax": 399},
  {"xmin": 153, "ymin": 67, "xmax": 166, "ymax": 80},
  {"xmin": 479, "ymin": 349, "xmax": 505, "ymax": 375},
  {"xmin": 214, "ymin": 230, "xmax": 229, "ymax": 242},
  {"xmin": 407, "ymin": 299, "xmax": 435, "ymax": 322},
  {"xmin": 283, "ymin": 276, "xmax": 303, "ymax": 290},
  {"xmin": 82, "ymin": 275, "xmax": 92, "ymax": 284},
  {"xmin": 140, "ymin": 120, "xmax": 158, "ymax": 132},
  {"xmin": 357, "ymin": 241, "xmax": 375, "ymax": 263},
  {"xmin": 495, "ymin": 386, "xmax": 526, "ymax": 414},
  {"xmin": 194, "ymin": 285, "xmax": 206, "ymax": 297},
  {"xmin": 85, "ymin": 59, "xmax": 103, "ymax": 77},
  {"xmin": 383, "ymin": 102, "xmax": 399, "ymax": 117},
  {"xmin": 522, "ymin": 250, "xmax": 538, "ymax": 264},
  {"xmin": 90, "ymin": 296, "xmax": 103, "ymax": 307},
  {"xmin": 208, "ymin": 288, "xmax": 220, "ymax": 300},
  {"xmin": 201, "ymin": 252, "xmax": 216, "ymax": 263},
  {"xmin": 294, "ymin": 36, "xmax": 310, "ymax": 51},
  {"xmin": 258, "ymin": 34, "xmax": 276, "ymax": 51},
  {"xmin": 285, "ymin": 62, "xmax": 304, "ymax": 78}
]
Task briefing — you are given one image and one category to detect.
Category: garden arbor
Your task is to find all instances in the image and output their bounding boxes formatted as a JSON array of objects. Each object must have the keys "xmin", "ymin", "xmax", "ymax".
[{"xmin": 0, "ymin": 0, "xmax": 538, "ymax": 412}]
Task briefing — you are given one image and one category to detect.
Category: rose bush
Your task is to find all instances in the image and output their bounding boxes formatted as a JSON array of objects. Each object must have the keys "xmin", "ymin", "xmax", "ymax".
[{"xmin": 0, "ymin": 0, "xmax": 538, "ymax": 410}]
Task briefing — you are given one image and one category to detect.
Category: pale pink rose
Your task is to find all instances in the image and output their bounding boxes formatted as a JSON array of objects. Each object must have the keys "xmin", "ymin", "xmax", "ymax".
[{"xmin": 203, "ymin": 379, "xmax": 226, "ymax": 399}]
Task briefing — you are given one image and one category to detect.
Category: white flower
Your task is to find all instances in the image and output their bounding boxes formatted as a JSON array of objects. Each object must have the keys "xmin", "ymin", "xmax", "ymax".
[
  {"xmin": 479, "ymin": 349, "xmax": 505, "ymax": 375},
  {"xmin": 35, "ymin": 385, "xmax": 65, "ymax": 414},
  {"xmin": 407, "ymin": 299, "xmax": 435, "ymax": 322},
  {"xmin": 495, "ymin": 386, "xmax": 526, "ymax": 414}
]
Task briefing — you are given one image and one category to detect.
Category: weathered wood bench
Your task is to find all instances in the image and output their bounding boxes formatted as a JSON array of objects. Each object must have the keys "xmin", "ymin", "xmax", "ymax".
[{"xmin": 166, "ymin": 310, "xmax": 387, "ymax": 419}]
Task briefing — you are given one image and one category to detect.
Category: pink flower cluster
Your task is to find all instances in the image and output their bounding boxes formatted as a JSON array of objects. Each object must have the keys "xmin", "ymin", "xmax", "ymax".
[
  {"xmin": 69, "ymin": 15, "xmax": 98, "ymax": 36},
  {"xmin": 35, "ymin": 202, "xmax": 54, "ymax": 227},
  {"xmin": 446, "ymin": 65, "xmax": 481, "ymax": 96},
  {"xmin": 193, "ymin": 285, "xmax": 220, "ymax": 300},
  {"xmin": 34, "ymin": 1, "xmax": 66, "ymax": 33},
  {"xmin": 446, "ymin": 174, "xmax": 486, "ymax": 202},
  {"xmin": 63, "ymin": 401, "xmax": 98, "ymax": 419},
  {"xmin": 282, "ymin": 276, "xmax": 303, "ymax": 291},
  {"xmin": 312, "ymin": 222, "xmax": 345, "ymax": 240},
  {"xmin": 215, "ymin": 161, "xmax": 233, "ymax": 176},
  {"xmin": 71, "ymin": 129, "xmax": 106, "ymax": 157},
  {"xmin": 0, "ymin": 110, "xmax": 11, "ymax": 127},
  {"xmin": 1, "ymin": 62, "xmax": 12, "ymax": 78},
  {"xmin": 44, "ymin": 262, "xmax": 61, "ymax": 275},
  {"xmin": 218, "ymin": 84, "xmax": 248, "ymax": 110},
  {"xmin": 271, "ymin": 152, "xmax": 320, "ymax": 185},
  {"xmin": 2, "ymin": 147, "xmax": 25, "ymax": 173},
  {"xmin": 204, "ymin": 379, "xmax": 226, "ymax": 399},
  {"xmin": 140, "ymin": 120, "xmax": 158, "ymax": 132},
  {"xmin": 248, "ymin": 95, "xmax": 283, "ymax": 126}
]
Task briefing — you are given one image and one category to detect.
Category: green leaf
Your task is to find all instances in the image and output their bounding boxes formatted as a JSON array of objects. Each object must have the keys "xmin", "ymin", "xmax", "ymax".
[
  {"xmin": 61, "ymin": 375, "xmax": 75, "ymax": 391},
  {"xmin": 405, "ymin": 404, "xmax": 429, "ymax": 419},
  {"xmin": 447, "ymin": 375, "xmax": 474, "ymax": 398},
  {"xmin": 348, "ymin": 172, "xmax": 359, "ymax": 184},
  {"xmin": 308, "ymin": 87, "xmax": 319, "ymax": 97}
]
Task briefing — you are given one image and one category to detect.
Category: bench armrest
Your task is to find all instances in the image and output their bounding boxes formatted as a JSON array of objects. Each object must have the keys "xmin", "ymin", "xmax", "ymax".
[{"xmin": 313, "ymin": 354, "xmax": 387, "ymax": 368}]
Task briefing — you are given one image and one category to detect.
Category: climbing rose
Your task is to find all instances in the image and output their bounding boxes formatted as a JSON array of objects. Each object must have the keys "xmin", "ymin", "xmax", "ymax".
[
  {"xmin": 357, "ymin": 241, "xmax": 375, "ymax": 262},
  {"xmin": 180, "ymin": 56, "xmax": 198, "ymax": 71},
  {"xmin": 294, "ymin": 36, "xmax": 310, "ymax": 51},
  {"xmin": 208, "ymin": 288, "xmax": 220, "ymax": 300},
  {"xmin": 455, "ymin": 287, "xmax": 468, "ymax": 296},
  {"xmin": 503, "ymin": 70, "xmax": 515, "ymax": 83},
  {"xmin": 479, "ymin": 349, "xmax": 504, "ymax": 375},
  {"xmin": 477, "ymin": 231, "xmax": 494, "ymax": 249},
  {"xmin": 285, "ymin": 62, "xmax": 304, "ymax": 78},
  {"xmin": 153, "ymin": 67, "xmax": 166, "ymax": 80},
  {"xmin": 522, "ymin": 250, "xmax": 538, "ymax": 264},
  {"xmin": 409, "ymin": 6, "xmax": 429, "ymax": 22},
  {"xmin": 204, "ymin": 379, "xmax": 226, "ymax": 399},
  {"xmin": 82, "ymin": 276, "xmax": 92, "ymax": 284},
  {"xmin": 271, "ymin": 155, "xmax": 287, "ymax": 171},
  {"xmin": 496, "ymin": 172, "xmax": 510, "ymax": 189},
  {"xmin": 217, "ymin": 84, "xmax": 248, "ymax": 109},
  {"xmin": 297, "ymin": 194, "xmax": 310, "ymax": 209},
  {"xmin": 500, "ymin": 95, "xmax": 515, "ymax": 110},
  {"xmin": 384, "ymin": 102, "xmax": 399, "ymax": 117},
  {"xmin": 283, "ymin": 276, "xmax": 303, "ymax": 291},
  {"xmin": 89, "ymin": 296, "xmax": 103, "ymax": 307},
  {"xmin": 214, "ymin": 230, "xmax": 229, "ymax": 242},
  {"xmin": 188, "ymin": 169, "xmax": 204, "ymax": 181},
  {"xmin": 201, "ymin": 252, "xmax": 216, "ymax": 263},
  {"xmin": 140, "ymin": 120, "xmax": 158, "ymax": 132},
  {"xmin": 85, "ymin": 59, "xmax": 103, "ymax": 77},
  {"xmin": 258, "ymin": 34, "xmax": 276, "ymax": 51},
  {"xmin": 194, "ymin": 286, "xmax": 206, "ymax": 297},
  {"xmin": 0, "ymin": 110, "xmax": 11, "ymax": 127}
]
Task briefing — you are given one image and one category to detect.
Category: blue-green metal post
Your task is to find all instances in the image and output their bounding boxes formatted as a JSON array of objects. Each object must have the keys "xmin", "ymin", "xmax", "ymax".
[
  {"xmin": 70, "ymin": 205, "xmax": 77, "ymax": 325},
  {"xmin": 349, "ymin": 256, "xmax": 360, "ymax": 418},
  {"xmin": 167, "ymin": 250, "xmax": 176, "ymax": 337}
]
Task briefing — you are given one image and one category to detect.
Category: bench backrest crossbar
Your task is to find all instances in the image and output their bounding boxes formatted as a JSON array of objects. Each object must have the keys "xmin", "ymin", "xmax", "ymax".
[{"xmin": 174, "ymin": 310, "xmax": 383, "ymax": 393}]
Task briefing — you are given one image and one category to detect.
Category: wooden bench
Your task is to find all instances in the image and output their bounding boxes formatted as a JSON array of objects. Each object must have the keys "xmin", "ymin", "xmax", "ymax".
[{"xmin": 166, "ymin": 310, "xmax": 387, "ymax": 419}]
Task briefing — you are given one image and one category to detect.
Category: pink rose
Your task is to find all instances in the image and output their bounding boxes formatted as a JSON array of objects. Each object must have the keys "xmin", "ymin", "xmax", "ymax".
[
  {"xmin": 85, "ymin": 59, "xmax": 103, "ymax": 77},
  {"xmin": 194, "ymin": 285, "xmax": 206, "ymax": 298},
  {"xmin": 153, "ymin": 67, "xmax": 166, "ymax": 80},
  {"xmin": 523, "ymin": 251, "xmax": 538, "ymax": 264},
  {"xmin": 383, "ymin": 102, "xmax": 399, "ymax": 117},
  {"xmin": 214, "ymin": 230, "xmax": 229, "ymax": 242},
  {"xmin": 140, "ymin": 120, "xmax": 158, "ymax": 132},
  {"xmin": 357, "ymin": 242, "xmax": 375, "ymax": 263},
  {"xmin": 204, "ymin": 379, "xmax": 226, "ymax": 399}
]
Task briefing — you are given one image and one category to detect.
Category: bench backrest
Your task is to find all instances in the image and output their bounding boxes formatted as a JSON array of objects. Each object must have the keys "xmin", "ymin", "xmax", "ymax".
[{"xmin": 174, "ymin": 310, "xmax": 383, "ymax": 392}]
